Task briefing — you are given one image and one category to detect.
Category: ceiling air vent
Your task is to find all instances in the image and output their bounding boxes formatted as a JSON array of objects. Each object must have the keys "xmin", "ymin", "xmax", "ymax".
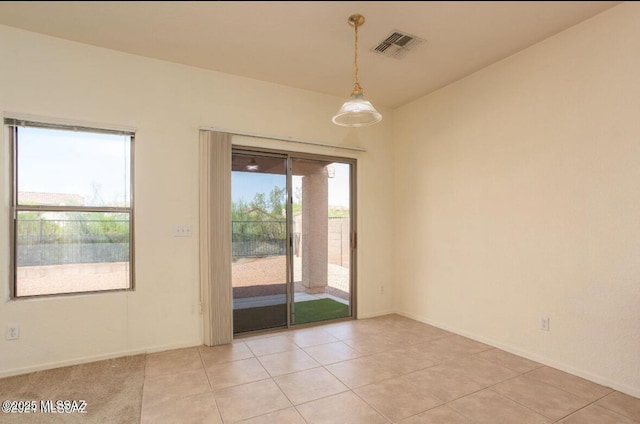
[{"xmin": 372, "ymin": 30, "xmax": 425, "ymax": 59}]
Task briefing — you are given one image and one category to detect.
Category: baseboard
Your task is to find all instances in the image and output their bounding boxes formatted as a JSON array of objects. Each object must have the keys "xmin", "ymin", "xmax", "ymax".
[
  {"xmin": 0, "ymin": 340, "xmax": 201, "ymax": 379},
  {"xmin": 397, "ymin": 311, "xmax": 640, "ymax": 399},
  {"xmin": 357, "ymin": 309, "xmax": 398, "ymax": 319}
]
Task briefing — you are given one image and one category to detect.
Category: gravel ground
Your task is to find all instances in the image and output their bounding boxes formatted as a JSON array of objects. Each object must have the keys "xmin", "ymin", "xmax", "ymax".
[
  {"xmin": 16, "ymin": 262, "xmax": 129, "ymax": 296},
  {"xmin": 17, "ymin": 256, "xmax": 350, "ymax": 299},
  {"xmin": 232, "ymin": 256, "xmax": 350, "ymax": 299}
]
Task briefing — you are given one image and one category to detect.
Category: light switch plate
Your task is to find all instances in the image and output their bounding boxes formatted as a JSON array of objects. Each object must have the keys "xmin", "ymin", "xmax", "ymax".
[{"xmin": 174, "ymin": 225, "xmax": 192, "ymax": 237}]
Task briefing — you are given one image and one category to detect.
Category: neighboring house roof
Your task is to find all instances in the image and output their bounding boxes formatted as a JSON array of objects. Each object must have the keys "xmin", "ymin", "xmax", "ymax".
[{"xmin": 20, "ymin": 192, "xmax": 85, "ymax": 206}]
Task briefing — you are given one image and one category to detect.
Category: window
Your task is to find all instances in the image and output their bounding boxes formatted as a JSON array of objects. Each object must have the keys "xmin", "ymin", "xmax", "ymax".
[{"xmin": 7, "ymin": 119, "xmax": 134, "ymax": 297}]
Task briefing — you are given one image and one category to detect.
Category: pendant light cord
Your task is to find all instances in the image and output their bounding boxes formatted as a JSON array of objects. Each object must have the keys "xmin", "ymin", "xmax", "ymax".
[{"xmin": 353, "ymin": 22, "xmax": 362, "ymax": 94}]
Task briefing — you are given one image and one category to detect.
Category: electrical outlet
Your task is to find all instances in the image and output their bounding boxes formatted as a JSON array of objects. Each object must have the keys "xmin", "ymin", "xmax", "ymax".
[
  {"xmin": 540, "ymin": 316, "xmax": 550, "ymax": 332},
  {"xmin": 6, "ymin": 324, "xmax": 20, "ymax": 340},
  {"xmin": 380, "ymin": 284, "xmax": 385, "ymax": 294},
  {"xmin": 174, "ymin": 224, "xmax": 192, "ymax": 237}
]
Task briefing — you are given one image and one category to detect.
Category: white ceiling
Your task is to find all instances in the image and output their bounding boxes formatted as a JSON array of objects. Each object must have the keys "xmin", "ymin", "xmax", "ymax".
[{"xmin": 0, "ymin": 1, "xmax": 621, "ymax": 108}]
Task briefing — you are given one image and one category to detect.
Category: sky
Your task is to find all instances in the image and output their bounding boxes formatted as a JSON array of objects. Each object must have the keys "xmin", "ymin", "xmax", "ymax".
[{"xmin": 17, "ymin": 127, "xmax": 131, "ymax": 207}]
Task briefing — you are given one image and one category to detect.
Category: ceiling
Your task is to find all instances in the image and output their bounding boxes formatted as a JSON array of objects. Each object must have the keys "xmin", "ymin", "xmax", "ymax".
[{"xmin": 0, "ymin": 1, "xmax": 621, "ymax": 108}]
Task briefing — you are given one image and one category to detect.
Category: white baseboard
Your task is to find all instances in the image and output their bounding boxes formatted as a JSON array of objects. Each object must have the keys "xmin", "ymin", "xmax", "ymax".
[
  {"xmin": 358, "ymin": 309, "xmax": 398, "ymax": 319},
  {"xmin": 397, "ymin": 311, "xmax": 640, "ymax": 399}
]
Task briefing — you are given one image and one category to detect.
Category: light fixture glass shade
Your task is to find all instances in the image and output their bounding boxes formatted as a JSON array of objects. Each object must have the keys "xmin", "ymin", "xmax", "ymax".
[
  {"xmin": 246, "ymin": 158, "xmax": 259, "ymax": 171},
  {"xmin": 332, "ymin": 92, "xmax": 382, "ymax": 127}
]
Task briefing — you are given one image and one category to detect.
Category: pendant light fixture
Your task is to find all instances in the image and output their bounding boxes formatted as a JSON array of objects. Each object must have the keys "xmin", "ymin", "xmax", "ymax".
[
  {"xmin": 332, "ymin": 14, "xmax": 382, "ymax": 127},
  {"xmin": 245, "ymin": 158, "xmax": 259, "ymax": 171}
]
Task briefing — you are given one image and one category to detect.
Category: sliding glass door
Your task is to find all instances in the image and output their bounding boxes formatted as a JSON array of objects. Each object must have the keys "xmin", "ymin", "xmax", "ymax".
[
  {"xmin": 291, "ymin": 158, "xmax": 352, "ymax": 325},
  {"xmin": 231, "ymin": 153, "xmax": 288, "ymax": 333},
  {"xmin": 232, "ymin": 148, "xmax": 355, "ymax": 334}
]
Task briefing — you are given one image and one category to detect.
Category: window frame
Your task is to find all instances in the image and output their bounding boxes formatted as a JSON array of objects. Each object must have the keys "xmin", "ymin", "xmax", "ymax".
[{"xmin": 7, "ymin": 119, "xmax": 135, "ymax": 299}]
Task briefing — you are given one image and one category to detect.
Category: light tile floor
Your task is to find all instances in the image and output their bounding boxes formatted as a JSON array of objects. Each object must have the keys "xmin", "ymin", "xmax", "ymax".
[{"xmin": 141, "ymin": 314, "xmax": 640, "ymax": 423}]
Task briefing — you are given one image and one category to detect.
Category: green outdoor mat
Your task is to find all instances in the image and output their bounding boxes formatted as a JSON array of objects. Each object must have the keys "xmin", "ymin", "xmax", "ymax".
[
  {"xmin": 294, "ymin": 298, "xmax": 349, "ymax": 324},
  {"xmin": 233, "ymin": 298, "xmax": 349, "ymax": 334}
]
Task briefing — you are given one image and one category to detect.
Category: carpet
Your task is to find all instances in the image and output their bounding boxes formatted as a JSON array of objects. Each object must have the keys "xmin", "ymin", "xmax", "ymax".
[{"xmin": 0, "ymin": 354, "xmax": 145, "ymax": 423}]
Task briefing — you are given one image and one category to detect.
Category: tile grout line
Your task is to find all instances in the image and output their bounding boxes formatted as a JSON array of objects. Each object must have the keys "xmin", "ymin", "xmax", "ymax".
[
  {"xmin": 492, "ymin": 370, "xmax": 615, "ymax": 419},
  {"xmin": 197, "ymin": 346, "xmax": 225, "ymax": 424},
  {"xmin": 311, "ymin": 344, "xmax": 397, "ymax": 423},
  {"xmin": 349, "ymin": 387, "xmax": 395, "ymax": 423},
  {"xmin": 483, "ymin": 384, "xmax": 575, "ymax": 423},
  {"xmin": 593, "ymin": 392, "xmax": 640, "ymax": 422},
  {"xmin": 138, "ymin": 353, "xmax": 148, "ymax": 424},
  {"xmin": 550, "ymin": 391, "xmax": 632, "ymax": 423}
]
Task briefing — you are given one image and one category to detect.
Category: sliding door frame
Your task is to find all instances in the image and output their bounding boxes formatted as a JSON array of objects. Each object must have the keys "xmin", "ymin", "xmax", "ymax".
[{"xmin": 232, "ymin": 145, "xmax": 357, "ymax": 332}]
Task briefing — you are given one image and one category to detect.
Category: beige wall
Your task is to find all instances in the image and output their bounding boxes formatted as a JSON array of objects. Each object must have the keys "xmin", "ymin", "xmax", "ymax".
[
  {"xmin": 0, "ymin": 24, "xmax": 395, "ymax": 376},
  {"xmin": 394, "ymin": 3, "xmax": 640, "ymax": 396}
]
